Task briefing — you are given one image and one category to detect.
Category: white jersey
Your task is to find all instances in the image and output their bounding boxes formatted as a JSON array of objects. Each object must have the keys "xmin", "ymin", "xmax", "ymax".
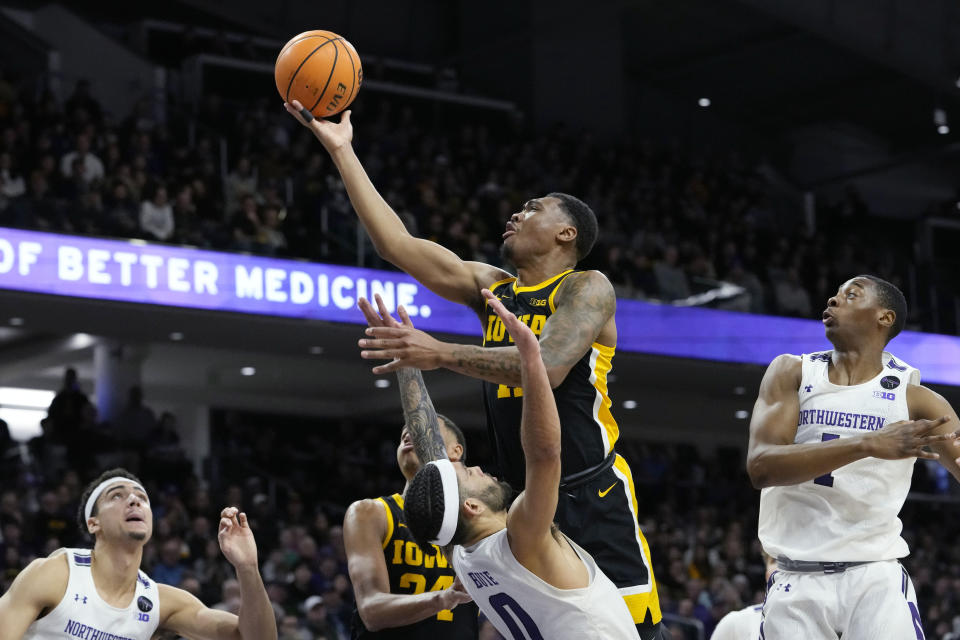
[
  {"xmin": 24, "ymin": 548, "xmax": 161, "ymax": 640},
  {"xmin": 759, "ymin": 351, "xmax": 920, "ymax": 562},
  {"xmin": 710, "ymin": 603, "xmax": 762, "ymax": 640},
  {"xmin": 452, "ymin": 528, "xmax": 639, "ymax": 640}
]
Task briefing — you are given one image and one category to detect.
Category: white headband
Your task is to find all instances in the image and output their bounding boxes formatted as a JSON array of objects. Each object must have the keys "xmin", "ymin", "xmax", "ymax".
[
  {"xmin": 427, "ymin": 459, "xmax": 460, "ymax": 547},
  {"xmin": 84, "ymin": 479, "xmax": 148, "ymax": 523}
]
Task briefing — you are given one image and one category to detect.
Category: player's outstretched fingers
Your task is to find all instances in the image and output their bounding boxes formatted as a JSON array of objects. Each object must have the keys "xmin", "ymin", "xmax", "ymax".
[
  {"xmin": 396, "ymin": 304, "xmax": 415, "ymax": 328},
  {"xmin": 238, "ymin": 512, "xmax": 249, "ymax": 528},
  {"xmin": 919, "ymin": 416, "xmax": 951, "ymax": 433},
  {"xmin": 374, "ymin": 294, "xmax": 401, "ymax": 327},
  {"xmin": 358, "ymin": 297, "xmax": 384, "ymax": 327}
]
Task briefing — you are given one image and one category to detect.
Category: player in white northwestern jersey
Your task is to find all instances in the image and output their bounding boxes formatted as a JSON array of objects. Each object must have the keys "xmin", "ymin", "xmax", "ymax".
[
  {"xmin": 0, "ymin": 468, "xmax": 277, "ymax": 640},
  {"xmin": 746, "ymin": 275, "xmax": 960, "ymax": 640},
  {"xmin": 382, "ymin": 289, "xmax": 639, "ymax": 639}
]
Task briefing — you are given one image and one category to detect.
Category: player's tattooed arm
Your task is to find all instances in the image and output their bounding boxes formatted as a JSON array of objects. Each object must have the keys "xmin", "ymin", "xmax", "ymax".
[
  {"xmin": 537, "ymin": 271, "xmax": 616, "ymax": 383},
  {"xmin": 397, "ymin": 367, "xmax": 448, "ymax": 463},
  {"xmin": 440, "ymin": 272, "xmax": 615, "ymax": 388},
  {"xmin": 360, "ymin": 272, "xmax": 615, "ymax": 388}
]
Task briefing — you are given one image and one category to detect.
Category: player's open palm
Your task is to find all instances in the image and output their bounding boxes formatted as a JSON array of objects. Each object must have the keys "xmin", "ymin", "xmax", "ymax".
[
  {"xmin": 867, "ymin": 415, "xmax": 956, "ymax": 460},
  {"xmin": 482, "ymin": 288, "xmax": 539, "ymax": 358},
  {"xmin": 284, "ymin": 99, "xmax": 353, "ymax": 152},
  {"xmin": 218, "ymin": 507, "xmax": 259, "ymax": 570}
]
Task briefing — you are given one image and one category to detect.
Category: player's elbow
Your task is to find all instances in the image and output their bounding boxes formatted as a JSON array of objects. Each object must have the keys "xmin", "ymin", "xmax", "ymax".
[
  {"xmin": 746, "ymin": 451, "xmax": 772, "ymax": 489},
  {"xmin": 356, "ymin": 602, "xmax": 387, "ymax": 632}
]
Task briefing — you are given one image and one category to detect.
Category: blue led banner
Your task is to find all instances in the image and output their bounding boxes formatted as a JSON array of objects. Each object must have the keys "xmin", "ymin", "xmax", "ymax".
[{"xmin": 0, "ymin": 227, "xmax": 957, "ymax": 385}]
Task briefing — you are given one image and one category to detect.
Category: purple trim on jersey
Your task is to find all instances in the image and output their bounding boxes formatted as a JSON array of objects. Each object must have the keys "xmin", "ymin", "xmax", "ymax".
[
  {"xmin": 73, "ymin": 554, "xmax": 91, "ymax": 566},
  {"xmin": 887, "ymin": 358, "xmax": 908, "ymax": 372}
]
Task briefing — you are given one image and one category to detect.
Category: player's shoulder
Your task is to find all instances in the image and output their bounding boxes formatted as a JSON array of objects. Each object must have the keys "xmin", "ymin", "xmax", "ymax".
[
  {"xmin": 344, "ymin": 497, "xmax": 390, "ymax": 530},
  {"xmin": 555, "ymin": 269, "xmax": 615, "ymax": 303},
  {"xmin": 769, "ymin": 353, "xmax": 803, "ymax": 375},
  {"xmin": 7, "ymin": 549, "xmax": 69, "ymax": 604}
]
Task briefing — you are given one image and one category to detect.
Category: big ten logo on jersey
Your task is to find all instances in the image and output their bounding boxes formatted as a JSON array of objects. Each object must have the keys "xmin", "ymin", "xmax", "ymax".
[
  {"xmin": 486, "ymin": 313, "xmax": 547, "ymax": 398},
  {"xmin": 390, "ymin": 539, "xmax": 456, "ymax": 621}
]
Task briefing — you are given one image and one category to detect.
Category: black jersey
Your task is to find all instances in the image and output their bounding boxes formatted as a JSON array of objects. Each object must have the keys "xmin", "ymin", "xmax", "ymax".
[
  {"xmin": 481, "ymin": 270, "xmax": 619, "ymax": 490},
  {"xmin": 350, "ymin": 493, "xmax": 479, "ymax": 640}
]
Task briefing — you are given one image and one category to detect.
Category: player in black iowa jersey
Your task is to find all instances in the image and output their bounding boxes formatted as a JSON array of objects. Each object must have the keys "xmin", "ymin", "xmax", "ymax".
[
  {"xmin": 343, "ymin": 300, "xmax": 478, "ymax": 640},
  {"xmin": 288, "ymin": 103, "xmax": 665, "ymax": 640}
]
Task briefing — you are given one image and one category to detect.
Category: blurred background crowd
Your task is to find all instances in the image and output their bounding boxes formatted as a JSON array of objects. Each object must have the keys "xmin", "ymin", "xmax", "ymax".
[{"xmin": 0, "ymin": 70, "xmax": 940, "ymax": 327}]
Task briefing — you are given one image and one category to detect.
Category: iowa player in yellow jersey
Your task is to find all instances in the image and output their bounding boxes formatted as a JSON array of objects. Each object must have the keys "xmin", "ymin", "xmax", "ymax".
[
  {"xmin": 343, "ymin": 308, "xmax": 479, "ymax": 639},
  {"xmin": 287, "ymin": 100, "xmax": 664, "ymax": 640}
]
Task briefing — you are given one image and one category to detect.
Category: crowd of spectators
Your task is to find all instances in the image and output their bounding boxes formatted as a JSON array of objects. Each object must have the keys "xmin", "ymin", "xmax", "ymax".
[
  {"xmin": 2, "ymin": 374, "xmax": 959, "ymax": 639},
  {"xmin": 0, "ymin": 66, "xmax": 935, "ymax": 329}
]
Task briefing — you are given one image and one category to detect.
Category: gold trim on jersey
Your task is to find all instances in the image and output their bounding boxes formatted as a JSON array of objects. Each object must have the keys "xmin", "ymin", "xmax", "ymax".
[
  {"xmin": 486, "ymin": 275, "xmax": 517, "ymax": 294},
  {"xmin": 612, "ymin": 454, "xmax": 662, "ymax": 625},
  {"xmin": 589, "ymin": 342, "xmax": 619, "ymax": 454},
  {"xmin": 376, "ymin": 496, "xmax": 395, "ymax": 550},
  {"xmin": 547, "ymin": 270, "xmax": 576, "ymax": 313},
  {"xmin": 511, "ymin": 269, "xmax": 574, "ymax": 294}
]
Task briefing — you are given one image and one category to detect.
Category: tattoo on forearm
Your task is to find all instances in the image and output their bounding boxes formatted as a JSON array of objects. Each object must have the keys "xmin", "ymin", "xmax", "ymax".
[
  {"xmin": 448, "ymin": 346, "xmax": 522, "ymax": 386},
  {"xmin": 397, "ymin": 368, "xmax": 447, "ymax": 463}
]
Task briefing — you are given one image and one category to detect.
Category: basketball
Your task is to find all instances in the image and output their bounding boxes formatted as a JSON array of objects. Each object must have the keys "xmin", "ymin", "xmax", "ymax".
[{"xmin": 275, "ymin": 30, "xmax": 362, "ymax": 118}]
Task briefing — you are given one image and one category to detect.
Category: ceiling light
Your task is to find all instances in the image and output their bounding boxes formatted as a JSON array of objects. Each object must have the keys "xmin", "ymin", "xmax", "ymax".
[
  {"xmin": 169, "ymin": 332, "xmax": 184, "ymax": 341},
  {"xmin": 938, "ymin": 125, "xmax": 950, "ymax": 135},
  {"xmin": 735, "ymin": 410, "xmax": 749, "ymax": 419},
  {"xmin": 622, "ymin": 400, "xmax": 637, "ymax": 409},
  {"xmin": 698, "ymin": 97, "xmax": 711, "ymax": 108},
  {"xmin": 607, "ymin": 373, "xmax": 617, "ymax": 383},
  {"xmin": 375, "ymin": 379, "xmax": 390, "ymax": 388},
  {"xmin": 8, "ymin": 317, "xmax": 24, "ymax": 326},
  {"xmin": 240, "ymin": 367, "xmax": 256, "ymax": 376},
  {"xmin": 308, "ymin": 346, "xmax": 324, "ymax": 355},
  {"xmin": 733, "ymin": 386, "xmax": 746, "ymax": 396}
]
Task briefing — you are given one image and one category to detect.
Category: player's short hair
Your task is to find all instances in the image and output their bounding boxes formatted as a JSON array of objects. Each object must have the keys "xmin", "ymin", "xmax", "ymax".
[
  {"xmin": 437, "ymin": 414, "xmax": 466, "ymax": 464},
  {"xmin": 858, "ymin": 275, "xmax": 907, "ymax": 343},
  {"xmin": 546, "ymin": 192, "xmax": 598, "ymax": 261},
  {"xmin": 76, "ymin": 468, "xmax": 144, "ymax": 539},
  {"xmin": 404, "ymin": 464, "xmax": 468, "ymax": 551}
]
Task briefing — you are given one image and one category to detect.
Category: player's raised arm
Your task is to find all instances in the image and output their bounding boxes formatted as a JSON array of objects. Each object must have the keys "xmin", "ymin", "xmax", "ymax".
[
  {"xmin": 160, "ymin": 508, "xmax": 276, "ymax": 640},
  {"xmin": 747, "ymin": 355, "xmax": 956, "ymax": 488},
  {"xmin": 284, "ymin": 101, "xmax": 508, "ymax": 309},
  {"xmin": 483, "ymin": 289, "xmax": 561, "ymax": 552},
  {"xmin": 0, "ymin": 552, "xmax": 68, "ymax": 638}
]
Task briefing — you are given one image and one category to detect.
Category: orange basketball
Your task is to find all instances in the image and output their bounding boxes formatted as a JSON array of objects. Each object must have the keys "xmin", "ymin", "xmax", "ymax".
[{"xmin": 275, "ymin": 30, "xmax": 362, "ymax": 118}]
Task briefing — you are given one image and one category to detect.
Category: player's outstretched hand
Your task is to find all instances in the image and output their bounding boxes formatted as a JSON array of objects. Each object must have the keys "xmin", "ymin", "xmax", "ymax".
[
  {"xmin": 437, "ymin": 576, "xmax": 473, "ymax": 610},
  {"xmin": 359, "ymin": 298, "xmax": 446, "ymax": 374},
  {"xmin": 358, "ymin": 293, "xmax": 410, "ymax": 330},
  {"xmin": 217, "ymin": 507, "xmax": 259, "ymax": 570},
  {"xmin": 866, "ymin": 416, "xmax": 957, "ymax": 460},
  {"xmin": 283, "ymin": 99, "xmax": 353, "ymax": 152},
  {"xmin": 482, "ymin": 288, "xmax": 540, "ymax": 358}
]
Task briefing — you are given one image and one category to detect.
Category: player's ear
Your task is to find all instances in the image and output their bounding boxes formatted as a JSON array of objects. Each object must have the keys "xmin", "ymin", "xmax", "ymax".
[
  {"xmin": 462, "ymin": 497, "xmax": 485, "ymax": 518},
  {"xmin": 448, "ymin": 442, "xmax": 464, "ymax": 462},
  {"xmin": 86, "ymin": 516, "xmax": 100, "ymax": 536},
  {"xmin": 877, "ymin": 308, "xmax": 895, "ymax": 332},
  {"xmin": 556, "ymin": 223, "xmax": 577, "ymax": 246}
]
